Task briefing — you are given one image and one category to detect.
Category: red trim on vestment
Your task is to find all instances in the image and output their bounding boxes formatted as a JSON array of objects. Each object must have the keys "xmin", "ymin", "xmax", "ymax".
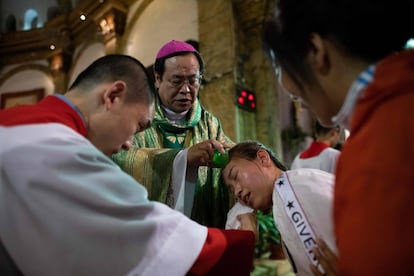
[
  {"xmin": 0, "ymin": 95, "xmax": 87, "ymax": 137},
  {"xmin": 188, "ymin": 228, "xmax": 255, "ymax": 275},
  {"xmin": 299, "ymin": 141, "xmax": 329, "ymax": 158}
]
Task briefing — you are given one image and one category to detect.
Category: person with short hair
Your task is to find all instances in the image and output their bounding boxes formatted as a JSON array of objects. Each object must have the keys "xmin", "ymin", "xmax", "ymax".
[
  {"xmin": 0, "ymin": 54, "xmax": 256, "ymax": 275},
  {"xmin": 291, "ymin": 121, "xmax": 340, "ymax": 174},
  {"xmin": 264, "ymin": 0, "xmax": 414, "ymax": 274}
]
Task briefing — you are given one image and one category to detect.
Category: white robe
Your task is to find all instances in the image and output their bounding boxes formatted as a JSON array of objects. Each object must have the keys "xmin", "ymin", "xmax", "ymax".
[
  {"xmin": 291, "ymin": 148, "xmax": 340, "ymax": 174},
  {"xmin": 0, "ymin": 123, "xmax": 207, "ymax": 276},
  {"xmin": 273, "ymin": 169, "xmax": 337, "ymax": 275}
]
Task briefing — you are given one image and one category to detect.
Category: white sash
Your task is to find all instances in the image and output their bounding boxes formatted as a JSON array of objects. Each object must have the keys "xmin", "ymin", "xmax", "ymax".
[{"xmin": 275, "ymin": 172, "xmax": 324, "ymax": 273}]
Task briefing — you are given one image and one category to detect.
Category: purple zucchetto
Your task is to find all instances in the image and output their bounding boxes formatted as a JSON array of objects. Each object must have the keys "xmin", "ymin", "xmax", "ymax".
[{"xmin": 156, "ymin": 40, "xmax": 197, "ymax": 59}]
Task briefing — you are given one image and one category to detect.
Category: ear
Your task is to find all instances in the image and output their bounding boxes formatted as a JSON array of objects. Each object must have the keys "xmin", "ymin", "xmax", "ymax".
[
  {"xmin": 257, "ymin": 149, "xmax": 272, "ymax": 167},
  {"xmin": 103, "ymin": 81, "xmax": 126, "ymax": 109},
  {"xmin": 307, "ymin": 33, "xmax": 330, "ymax": 75},
  {"xmin": 154, "ymin": 72, "xmax": 161, "ymax": 89}
]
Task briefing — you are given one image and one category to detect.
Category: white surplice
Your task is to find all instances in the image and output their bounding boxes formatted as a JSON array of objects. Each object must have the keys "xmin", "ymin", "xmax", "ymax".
[{"xmin": 0, "ymin": 123, "xmax": 207, "ymax": 276}]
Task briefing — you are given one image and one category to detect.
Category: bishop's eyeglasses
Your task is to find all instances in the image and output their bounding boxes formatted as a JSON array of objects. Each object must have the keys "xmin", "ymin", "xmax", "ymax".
[{"xmin": 167, "ymin": 75, "xmax": 202, "ymax": 88}]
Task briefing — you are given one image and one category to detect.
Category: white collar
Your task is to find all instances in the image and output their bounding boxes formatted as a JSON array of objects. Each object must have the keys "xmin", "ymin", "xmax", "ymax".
[{"xmin": 162, "ymin": 106, "xmax": 189, "ymax": 125}]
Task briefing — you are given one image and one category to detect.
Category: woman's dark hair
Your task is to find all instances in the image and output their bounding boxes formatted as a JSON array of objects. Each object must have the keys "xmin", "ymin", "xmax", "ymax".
[
  {"xmin": 263, "ymin": 0, "xmax": 414, "ymax": 87},
  {"xmin": 228, "ymin": 140, "xmax": 287, "ymax": 171}
]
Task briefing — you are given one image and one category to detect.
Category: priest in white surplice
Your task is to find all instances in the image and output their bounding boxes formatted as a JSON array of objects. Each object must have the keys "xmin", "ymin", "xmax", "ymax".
[{"xmin": 0, "ymin": 55, "xmax": 256, "ymax": 276}]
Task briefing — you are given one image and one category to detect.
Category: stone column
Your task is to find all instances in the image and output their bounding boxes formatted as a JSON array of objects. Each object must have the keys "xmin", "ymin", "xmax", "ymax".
[
  {"xmin": 198, "ymin": 0, "xmax": 282, "ymax": 156},
  {"xmin": 198, "ymin": 0, "xmax": 238, "ymax": 141}
]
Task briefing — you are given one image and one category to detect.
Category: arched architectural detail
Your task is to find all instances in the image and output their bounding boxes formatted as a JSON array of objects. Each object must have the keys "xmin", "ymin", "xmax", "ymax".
[
  {"xmin": 5, "ymin": 14, "xmax": 17, "ymax": 33},
  {"xmin": 24, "ymin": 9, "xmax": 40, "ymax": 30},
  {"xmin": 0, "ymin": 64, "xmax": 52, "ymax": 88},
  {"xmin": 118, "ymin": 0, "xmax": 153, "ymax": 53},
  {"xmin": 122, "ymin": 0, "xmax": 198, "ymax": 67}
]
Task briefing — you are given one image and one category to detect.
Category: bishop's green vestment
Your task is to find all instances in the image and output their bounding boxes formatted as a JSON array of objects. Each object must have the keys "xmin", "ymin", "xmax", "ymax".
[{"xmin": 112, "ymin": 97, "xmax": 233, "ymax": 228}]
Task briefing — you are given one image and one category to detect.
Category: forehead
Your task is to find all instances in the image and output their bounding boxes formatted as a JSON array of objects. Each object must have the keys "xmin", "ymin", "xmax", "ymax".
[
  {"xmin": 163, "ymin": 54, "xmax": 200, "ymax": 74},
  {"xmin": 222, "ymin": 158, "xmax": 249, "ymax": 176}
]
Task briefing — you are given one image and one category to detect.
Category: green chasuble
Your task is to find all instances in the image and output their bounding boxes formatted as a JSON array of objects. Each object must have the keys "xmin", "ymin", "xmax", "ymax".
[{"xmin": 112, "ymin": 97, "xmax": 233, "ymax": 228}]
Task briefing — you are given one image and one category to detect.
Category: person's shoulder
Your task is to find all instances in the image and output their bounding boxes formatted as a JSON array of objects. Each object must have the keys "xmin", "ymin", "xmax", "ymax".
[
  {"xmin": 288, "ymin": 167, "xmax": 333, "ymax": 176},
  {"xmin": 292, "ymin": 152, "xmax": 302, "ymax": 161},
  {"xmin": 283, "ymin": 169, "xmax": 334, "ymax": 202},
  {"xmin": 2, "ymin": 123, "xmax": 83, "ymax": 147},
  {"xmin": 290, "ymin": 153, "xmax": 301, "ymax": 167},
  {"xmin": 286, "ymin": 168, "xmax": 335, "ymax": 186},
  {"xmin": 322, "ymin": 147, "xmax": 341, "ymax": 156}
]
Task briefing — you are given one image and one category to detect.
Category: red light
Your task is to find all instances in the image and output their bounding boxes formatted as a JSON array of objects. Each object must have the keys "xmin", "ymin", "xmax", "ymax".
[{"xmin": 236, "ymin": 88, "xmax": 256, "ymax": 112}]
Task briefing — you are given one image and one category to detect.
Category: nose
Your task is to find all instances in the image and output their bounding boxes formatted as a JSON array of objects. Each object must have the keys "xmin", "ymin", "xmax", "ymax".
[
  {"xmin": 234, "ymin": 184, "xmax": 243, "ymax": 201},
  {"xmin": 179, "ymin": 81, "xmax": 191, "ymax": 93},
  {"xmin": 121, "ymin": 136, "xmax": 134, "ymax": 151}
]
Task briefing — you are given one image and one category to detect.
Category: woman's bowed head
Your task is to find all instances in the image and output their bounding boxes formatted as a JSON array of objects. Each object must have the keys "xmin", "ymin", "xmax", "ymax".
[
  {"xmin": 223, "ymin": 141, "xmax": 337, "ymax": 275},
  {"xmin": 222, "ymin": 141, "xmax": 287, "ymax": 211}
]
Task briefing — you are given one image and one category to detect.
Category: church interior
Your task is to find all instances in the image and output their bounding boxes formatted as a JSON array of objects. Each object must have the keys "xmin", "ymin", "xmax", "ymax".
[{"xmin": 2, "ymin": 1, "xmax": 413, "ymax": 274}]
